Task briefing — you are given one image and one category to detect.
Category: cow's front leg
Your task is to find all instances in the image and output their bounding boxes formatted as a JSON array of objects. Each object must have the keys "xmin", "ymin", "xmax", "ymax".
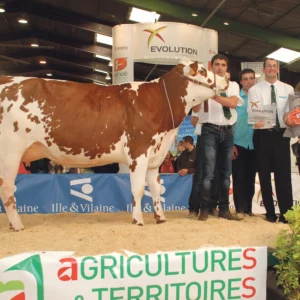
[
  {"xmin": 0, "ymin": 171, "xmax": 24, "ymax": 231},
  {"xmin": 129, "ymin": 158, "xmax": 148, "ymax": 226},
  {"xmin": 146, "ymin": 168, "xmax": 166, "ymax": 224}
]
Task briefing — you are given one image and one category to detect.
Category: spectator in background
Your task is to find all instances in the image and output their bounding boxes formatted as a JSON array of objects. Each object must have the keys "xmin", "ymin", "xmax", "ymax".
[
  {"xmin": 176, "ymin": 136, "xmax": 196, "ymax": 176},
  {"xmin": 48, "ymin": 161, "xmax": 64, "ymax": 174},
  {"xmin": 29, "ymin": 158, "xmax": 50, "ymax": 174},
  {"xmin": 159, "ymin": 151, "xmax": 176, "ymax": 173},
  {"xmin": 283, "ymin": 82, "xmax": 300, "ymax": 174},
  {"xmin": 232, "ymin": 69, "xmax": 256, "ymax": 219},
  {"xmin": 175, "ymin": 140, "xmax": 185, "ymax": 159},
  {"xmin": 92, "ymin": 163, "xmax": 119, "ymax": 173},
  {"xmin": 18, "ymin": 162, "xmax": 30, "ymax": 174}
]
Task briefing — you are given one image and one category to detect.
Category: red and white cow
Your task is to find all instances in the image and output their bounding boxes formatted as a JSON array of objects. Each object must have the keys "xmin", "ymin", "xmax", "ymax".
[{"xmin": 0, "ymin": 61, "xmax": 228, "ymax": 230}]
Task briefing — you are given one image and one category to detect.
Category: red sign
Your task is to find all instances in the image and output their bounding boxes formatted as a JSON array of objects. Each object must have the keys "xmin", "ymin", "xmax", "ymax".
[{"xmin": 114, "ymin": 58, "xmax": 127, "ymax": 71}]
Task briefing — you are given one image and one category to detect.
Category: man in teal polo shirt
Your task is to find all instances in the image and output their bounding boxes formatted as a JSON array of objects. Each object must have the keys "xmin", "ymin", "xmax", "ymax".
[{"xmin": 232, "ymin": 69, "xmax": 256, "ymax": 219}]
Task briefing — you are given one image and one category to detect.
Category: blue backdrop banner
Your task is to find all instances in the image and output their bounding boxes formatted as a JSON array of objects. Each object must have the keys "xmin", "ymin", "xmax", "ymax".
[{"xmin": 0, "ymin": 174, "xmax": 192, "ymax": 214}]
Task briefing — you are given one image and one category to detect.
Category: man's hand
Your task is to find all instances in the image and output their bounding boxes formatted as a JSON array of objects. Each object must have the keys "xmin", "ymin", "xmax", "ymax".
[
  {"xmin": 212, "ymin": 95, "xmax": 238, "ymax": 108},
  {"xmin": 192, "ymin": 104, "xmax": 201, "ymax": 113},
  {"xmin": 253, "ymin": 120, "xmax": 264, "ymax": 129},
  {"xmin": 285, "ymin": 107, "xmax": 300, "ymax": 127},
  {"xmin": 232, "ymin": 145, "xmax": 238, "ymax": 160},
  {"xmin": 178, "ymin": 169, "xmax": 188, "ymax": 176},
  {"xmin": 211, "ymin": 95, "xmax": 222, "ymax": 103}
]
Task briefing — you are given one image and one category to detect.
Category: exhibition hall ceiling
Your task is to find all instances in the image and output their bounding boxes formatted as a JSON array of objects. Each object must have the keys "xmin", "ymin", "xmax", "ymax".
[{"xmin": 0, "ymin": 0, "xmax": 299, "ymax": 83}]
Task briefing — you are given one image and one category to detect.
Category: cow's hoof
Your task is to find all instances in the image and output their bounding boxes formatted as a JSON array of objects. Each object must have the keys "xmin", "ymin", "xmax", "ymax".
[
  {"xmin": 132, "ymin": 218, "xmax": 144, "ymax": 226},
  {"xmin": 156, "ymin": 219, "xmax": 167, "ymax": 224},
  {"xmin": 10, "ymin": 222, "xmax": 25, "ymax": 231}
]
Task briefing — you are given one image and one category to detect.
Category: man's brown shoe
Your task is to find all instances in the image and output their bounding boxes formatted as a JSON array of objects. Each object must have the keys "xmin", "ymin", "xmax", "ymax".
[
  {"xmin": 209, "ymin": 208, "xmax": 219, "ymax": 217},
  {"xmin": 219, "ymin": 211, "xmax": 240, "ymax": 221},
  {"xmin": 198, "ymin": 210, "xmax": 209, "ymax": 221},
  {"xmin": 186, "ymin": 211, "xmax": 198, "ymax": 219}
]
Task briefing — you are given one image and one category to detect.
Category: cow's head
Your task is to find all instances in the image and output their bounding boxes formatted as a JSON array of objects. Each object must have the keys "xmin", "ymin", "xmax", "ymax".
[{"xmin": 178, "ymin": 60, "xmax": 229, "ymax": 111}]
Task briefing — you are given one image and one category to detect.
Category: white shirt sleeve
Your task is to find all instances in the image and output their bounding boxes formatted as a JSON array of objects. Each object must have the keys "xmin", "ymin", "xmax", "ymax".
[
  {"xmin": 229, "ymin": 81, "xmax": 243, "ymax": 106},
  {"xmin": 247, "ymin": 86, "xmax": 256, "ymax": 113},
  {"xmin": 191, "ymin": 110, "xmax": 199, "ymax": 117},
  {"xmin": 284, "ymin": 86, "xmax": 295, "ymax": 113}
]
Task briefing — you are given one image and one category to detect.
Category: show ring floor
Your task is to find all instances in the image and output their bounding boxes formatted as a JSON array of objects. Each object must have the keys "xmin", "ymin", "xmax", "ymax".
[{"xmin": 0, "ymin": 210, "xmax": 289, "ymax": 258}]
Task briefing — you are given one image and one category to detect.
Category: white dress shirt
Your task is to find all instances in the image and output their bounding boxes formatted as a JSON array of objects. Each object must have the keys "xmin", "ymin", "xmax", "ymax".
[
  {"xmin": 191, "ymin": 110, "xmax": 202, "ymax": 135},
  {"xmin": 196, "ymin": 81, "xmax": 243, "ymax": 127},
  {"xmin": 248, "ymin": 80, "xmax": 294, "ymax": 129}
]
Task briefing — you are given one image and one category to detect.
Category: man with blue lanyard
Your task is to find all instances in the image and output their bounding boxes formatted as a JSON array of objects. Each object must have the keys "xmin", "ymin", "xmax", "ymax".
[{"xmin": 232, "ymin": 69, "xmax": 256, "ymax": 219}]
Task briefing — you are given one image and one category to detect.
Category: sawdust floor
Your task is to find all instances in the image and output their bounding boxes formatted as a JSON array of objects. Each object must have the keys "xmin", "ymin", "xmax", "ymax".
[{"xmin": 0, "ymin": 211, "xmax": 288, "ymax": 258}]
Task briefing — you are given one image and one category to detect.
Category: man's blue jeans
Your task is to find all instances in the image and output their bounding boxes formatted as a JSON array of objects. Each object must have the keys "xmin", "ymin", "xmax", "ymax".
[
  {"xmin": 188, "ymin": 135, "xmax": 219, "ymax": 213},
  {"xmin": 198, "ymin": 123, "xmax": 234, "ymax": 213}
]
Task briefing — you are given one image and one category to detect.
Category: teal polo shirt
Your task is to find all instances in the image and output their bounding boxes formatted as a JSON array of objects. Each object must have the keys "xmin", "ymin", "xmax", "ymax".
[{"xmin": 233, "ymin": 89, "xmax": 254, "ymax": 150}]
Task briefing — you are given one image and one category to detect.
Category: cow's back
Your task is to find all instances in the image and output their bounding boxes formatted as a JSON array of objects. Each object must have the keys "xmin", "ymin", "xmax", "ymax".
[{"xmin": 1, "ymin": 77, "xmax": 133, "ymax": 160}]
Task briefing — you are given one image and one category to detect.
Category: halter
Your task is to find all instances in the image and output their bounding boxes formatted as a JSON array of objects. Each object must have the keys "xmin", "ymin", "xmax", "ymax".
[
  {"xmin": 176, "ymin": 68, "xmax": 228, "ymax": 94},
  {"xmin": 161, "ymin": 68, "xmax": 228, "ymax": 130},
  {"xmin": 163, "ymin": 79, "xmax": 175, "ymax": 129}
]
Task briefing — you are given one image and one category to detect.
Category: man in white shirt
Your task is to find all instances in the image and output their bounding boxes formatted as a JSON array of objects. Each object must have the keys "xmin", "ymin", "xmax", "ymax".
[
  {"xmin": 248, "ymin": 58, "xmax": 294, "ymax": 223},
  {"xmin": 196, "ymin": 54, "xmax": 243, "ymax": 221}
]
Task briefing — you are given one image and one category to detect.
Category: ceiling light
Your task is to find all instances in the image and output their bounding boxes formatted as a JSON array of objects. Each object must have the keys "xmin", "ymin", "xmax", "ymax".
[
  {"xmin": 105, "ymin": 73, "xmax": 111, "ymax": 80},
  {"xmin": 108, "ymin": 60, "xmax": 113, "ymax": 67},
  {"xmin": 39, "ymin": 60, "xmax": 47, "ymax": 64},
  {"xmin": 192, "ymin": 13, "xmax": 198, "ymax": 17},
  {"xmin": 129, "ymin": 7, "xmax": 160, "ymax": 23},
  {"xmin": 96, "ymin": 33, "xmax": 113, "ymax": 46},
  {"xmin": 223, "ymin": 21, "xmax": 229, "ymax": 26},
  {"xmin": 95, "ymin": 54, "xmax": 111, "ymax": 61},
  {"xmin": 255, "ymin": 74, "xmax": 261, "ymax": 78},
  {"xmin": 31, "ymin": 43, "xmax": 39, "ymax": 47},
  {"xmin": 95, "ymin": 69, "xmax": 108, "ymax": 74},
  {"xmin": 94, "ymin": 80, "xmax": 106, "ymax": 86},
  {"xmin": 46, "ymin": 73, "xmax": 52, "ymax": 76},
  {"xmin": 18, "ymin": 14, "xmax": 28, "ymax": 24},
  {"xmin": 267, "ymin": 47, "xmax": 300, "ymax": 63},
  {"xmin": 0, "ymin": 4, "xmax": 5, "ymax": 13}
]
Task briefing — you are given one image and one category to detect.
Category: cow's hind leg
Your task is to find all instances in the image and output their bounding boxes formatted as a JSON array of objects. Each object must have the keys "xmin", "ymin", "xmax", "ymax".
[
  {"xmin": 129, "ymin": 158, "xmax": 149, "ymax": 226},
  {"xmin": 146, "ymin": 168, "xmax": 166, "ymax": 224},
  {"xmin": 0, "ymin": 153, "xmax": 24, "ymax": 231}
]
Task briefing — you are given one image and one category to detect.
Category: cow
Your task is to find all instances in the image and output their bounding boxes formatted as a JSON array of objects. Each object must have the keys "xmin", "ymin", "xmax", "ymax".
[{"xmin": 0, "ymin": 61, "xmax": 228, "ymax": 230}]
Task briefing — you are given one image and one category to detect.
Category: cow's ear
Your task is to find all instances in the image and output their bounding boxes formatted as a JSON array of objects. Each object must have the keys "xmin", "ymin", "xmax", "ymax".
[
  {"xmin": 183, "ymin": 65, "xmax": 191, "ymax": 76},
  {"xmin": 179, "ymin": 57, "xmax": 193, "ymax": 66},
  {"xmin": 199, "ymin": 67, "xmax": 207, "ymax": 77},
  {"xmin": 189, "ymin": 61, "xmax": 198, "ymax": 76}
]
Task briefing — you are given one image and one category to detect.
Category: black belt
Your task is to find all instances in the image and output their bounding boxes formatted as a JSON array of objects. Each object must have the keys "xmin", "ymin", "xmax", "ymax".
[
  {"xmin": 259, "ymin": 128, "xmax": 284, "ymax": 132},
  {"xmin": 203, "ymin": 123, "xmax": 233, "ymax": 130}
]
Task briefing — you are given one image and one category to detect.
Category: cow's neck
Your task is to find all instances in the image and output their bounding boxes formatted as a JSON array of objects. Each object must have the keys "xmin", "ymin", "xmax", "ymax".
[{"xmin": 158, "ymin": 71, "xmax": 188, "ymax": 128}]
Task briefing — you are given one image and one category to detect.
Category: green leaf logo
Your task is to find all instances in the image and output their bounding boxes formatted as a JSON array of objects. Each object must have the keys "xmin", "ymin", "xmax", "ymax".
[
  {"xmin": 0, "ymin": 280, "xmax": 24, "ymax": 293},
  {"xmin": 3, "ymin": 254, "xmax": 44, "ymax": 300}
]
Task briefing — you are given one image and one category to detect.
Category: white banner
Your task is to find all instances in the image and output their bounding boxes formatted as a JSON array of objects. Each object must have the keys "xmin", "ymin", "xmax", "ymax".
[
  {"xmin": 230, "ymin": 173, "xmax": 300, "ymax": 214},
  {"xmin": 132, "ymin": 22, "xmax": 205, "ymax": 65},
  {"xmin": 201, "ymin": 29, "xmax": 218, "ymax": 70},
  {"xmin": 112, "ymin": 25, "xmax": 134, "ymax": 84},
  {"xmin": 0, "ymin": 247, "xmax": 267, "ymax": 300},
  {"xmin": 112, "ymin": 22, "xmax": 218, "ymax": 84}
]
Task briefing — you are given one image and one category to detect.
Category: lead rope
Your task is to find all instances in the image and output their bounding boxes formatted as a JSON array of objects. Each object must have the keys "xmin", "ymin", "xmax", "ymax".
[{"xmin": 163, "ymin": 79, "xmax": 175, "ymax": 129}]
